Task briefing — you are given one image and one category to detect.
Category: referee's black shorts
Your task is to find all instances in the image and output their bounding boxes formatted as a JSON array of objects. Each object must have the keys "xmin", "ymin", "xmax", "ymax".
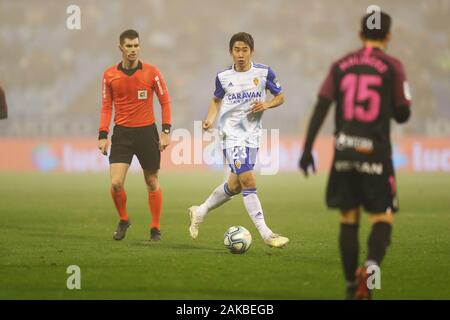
[
  {"xmin": 109, "ymin": 124, "xmax": 160, "ymax": 171},
  {"xmin": 326, "ymin": 157, "xmax": 398, "ymax": 214}
]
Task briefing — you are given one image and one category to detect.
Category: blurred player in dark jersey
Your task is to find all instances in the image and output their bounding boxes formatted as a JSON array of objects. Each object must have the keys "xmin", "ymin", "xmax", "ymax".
[
  {"xmin": 0, "ymin": 86, "xmax": 7, "ymax": 119},
  {"xmin": 299, "ymin": 11, "xmax": 411, "ymax": 299},
  {"xmin": 98, "ymin": 29, "xmax": 172, "ymax": 242}
]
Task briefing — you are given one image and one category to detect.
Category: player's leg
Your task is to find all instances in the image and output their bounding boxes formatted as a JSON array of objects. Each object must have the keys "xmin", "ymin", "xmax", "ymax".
[
  {"xmin": 143, "ymin": 169, "xmax": 162, "ymax": 241},
  {"xmin": 239, "ymin": 170, "xmax": 271, "ymax": 239},
  {"xmin": 196, "ymin": 172, "xmax": 241, "ymax": 218},
  {"xmin": 188, "ymin": 147, "xmax": 245, "ymax": 239},
  {"xmin": 237, "ymin": 160, "xmax": 289, "ymax": 248},
  {"xmin": 110, "ymin": 163, "xmax": 131, "ymax": 240},
  {"xmin": 353, "ymin": 212, "xmax": 394, "ymax": 300},
  {"xmin": 356, "ymin": 160, "xmax": 397, "ymax": 299},
  {"xmin": 326, "ymin": 166, "xmax": 362, "ymax": 298},
  {"xmin": 339, "ymin": 208, "xmax": 361, "ymax": 299},
  {"xmin": 363, "ymin": 161, "xmax": 396, "ymax": 268},
  {"xmin": 366, "ymin": 212, "xmax": 394, "ymax": 266},
  {"xmin": 188, "ymin": 172, "xmax": 241, "ymax": 239},
  {"xmin": 135, "ymin": 124, "xmax": 163, "ymax": 241}
]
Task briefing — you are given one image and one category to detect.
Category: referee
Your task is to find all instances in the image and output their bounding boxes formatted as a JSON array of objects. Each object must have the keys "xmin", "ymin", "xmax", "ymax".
[{"xmin": 98, "ymin": 29, "xmax": 172, "ymax": 241}]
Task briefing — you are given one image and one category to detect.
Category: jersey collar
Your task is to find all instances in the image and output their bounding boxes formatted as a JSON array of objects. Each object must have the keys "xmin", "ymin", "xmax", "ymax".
[
  {"xmin": 233, "ymin": 61, "xmax": 253, "ymax": 73},
  {"xmin": 117, "ymin": 60, "xmax": 143, "ymax": 76}
]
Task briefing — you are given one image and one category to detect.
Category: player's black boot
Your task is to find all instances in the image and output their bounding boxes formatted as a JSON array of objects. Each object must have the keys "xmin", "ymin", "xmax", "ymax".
[
  {"xmin": 345, "ymin": 283, "xmax": 357, "ymax": 300},
  {"xmin": 113, "ymin": 219, "xmax": 131, "ymax": 240},
  {"xmin": 150, "ymin": 228, "xmax": 161, "ymax": 241}
]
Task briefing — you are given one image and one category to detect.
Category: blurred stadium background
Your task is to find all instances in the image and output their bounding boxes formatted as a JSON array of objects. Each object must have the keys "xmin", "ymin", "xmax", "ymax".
[{"xmin": 0, "ymin": 0, "xmax": 449, "ymax": 173}]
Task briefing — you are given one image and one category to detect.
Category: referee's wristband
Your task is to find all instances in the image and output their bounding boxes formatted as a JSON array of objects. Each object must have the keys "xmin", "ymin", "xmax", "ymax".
[
  {"xmin": 162, "ymin": 124, "xmax": 171, "ymax": 134},
  {"xmin": 98, "ymin": 131, "xmax": 108, "ymax": 140}
]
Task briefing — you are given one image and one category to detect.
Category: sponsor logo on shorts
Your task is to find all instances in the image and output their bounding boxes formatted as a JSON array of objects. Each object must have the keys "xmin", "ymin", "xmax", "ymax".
[{"xmin": 335, "ymin": 160, "xmax": 383, "ymax": 175}]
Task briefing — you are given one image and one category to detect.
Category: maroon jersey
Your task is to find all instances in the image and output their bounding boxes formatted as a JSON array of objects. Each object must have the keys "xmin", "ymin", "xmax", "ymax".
[{"xmin": 319, "ymin": 47, "xmax": 411, "ymax": 159}]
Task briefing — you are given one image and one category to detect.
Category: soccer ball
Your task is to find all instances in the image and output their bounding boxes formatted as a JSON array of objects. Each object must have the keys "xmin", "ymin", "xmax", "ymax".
[{"xmin": 224, "ymin": 226, "xmax": 252, "ymax": 254}]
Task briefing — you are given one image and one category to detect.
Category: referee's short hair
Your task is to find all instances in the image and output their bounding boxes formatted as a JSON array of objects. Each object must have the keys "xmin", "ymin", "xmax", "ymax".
[{"xmin": 120, "ymin": 29, "xmax": 139, "ymax": 44}]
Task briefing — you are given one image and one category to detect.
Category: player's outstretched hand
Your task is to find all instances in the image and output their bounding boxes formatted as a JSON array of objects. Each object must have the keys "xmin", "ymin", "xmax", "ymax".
[
  {"xmin": 160, "ymin": 132, "xmax": 170, "ymax": 151},
  {"xmin": 202, "ymin": 119, "xmax": 213, "ymax": 131},
  {"xmin": 98, "ymin": 139, "xmax": 109, "ymax": 156},
  {"xmin": 299, "ymin": 151, "xmax": 316, "ymax": 177}
]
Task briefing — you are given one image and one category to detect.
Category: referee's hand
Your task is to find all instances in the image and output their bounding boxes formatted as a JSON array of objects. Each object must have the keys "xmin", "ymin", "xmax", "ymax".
[
  {"xmin": 160, "ymin": 132, "xmax": 170, "ymax": 151},
  {"xmin": 98, "ymin": 139, "xmax": 109, "ymax": 156}
]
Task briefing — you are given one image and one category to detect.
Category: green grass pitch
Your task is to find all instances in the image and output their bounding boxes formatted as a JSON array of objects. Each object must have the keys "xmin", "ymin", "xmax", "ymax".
[{"xmin": 1, "ymin": 171, "xmax": 449, "ymax": 299}]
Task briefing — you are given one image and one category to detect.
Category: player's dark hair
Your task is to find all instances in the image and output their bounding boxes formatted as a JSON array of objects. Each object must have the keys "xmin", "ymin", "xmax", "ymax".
[
  {"xmin": 229, "ymin": 32, "xmax": 254, "ymax": 52},
  {"xmin": 120, "ymin": 29, "xmax": 139, "ymax": 44},
  {"xmin": 361, "ymin": 11, "xmax": 391, "ymax": 40}
]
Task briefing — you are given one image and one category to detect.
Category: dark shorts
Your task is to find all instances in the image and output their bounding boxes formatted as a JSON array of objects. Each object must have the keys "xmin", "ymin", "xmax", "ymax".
[
  {"xmin": 109, "ymin": 124, "xmax": 160, "ymax": 171},
  {"xmin": 326, "ymin": 157, "xmax": 398, "ymax": 214}
]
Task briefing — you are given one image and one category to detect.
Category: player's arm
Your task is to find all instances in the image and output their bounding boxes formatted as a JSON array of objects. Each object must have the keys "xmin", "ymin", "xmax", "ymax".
[
  {"xmin": 391, "ymin": 60, "xmax": 412, "ymax": 124},
  {"xmin": 153, "ymin": 68, "xmax": 172, "ymax": 151},
  {"xmin": 251, "ymin": 67, "xmax": 284, "ymax": 112},
  {"xmin": 299, "ymin": 96, "xmax": 333, "ymax": 176},
  {"xmin": 98, "ymin": 74, "xmax": 113, "ymax": 156},
  {"xmin": 299, "ymin": 64, "xmax": 335, "ymax": 177},
  {"xmin": 203, "ymin": 97, "xmax": 221, "ymax": 130},
  {"xmin": 0, "ymin": 86, "xmax": 7, "ymax": 119},
  {"xmin": 203, "ymin": 74, "xmax": 225, "ymax": 130},
  {"xmin": 250, "ymin": 92, "xmax": 284, "ymax": 113}
]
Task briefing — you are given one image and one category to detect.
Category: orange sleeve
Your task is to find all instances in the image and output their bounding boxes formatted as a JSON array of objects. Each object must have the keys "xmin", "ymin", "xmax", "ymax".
[
  {"xmin": 99, "ymin": 73, "xmax": 113, "ymax": 137},
  {"xmin": 0, "ymin": 86, "xmax": 7, "ymax": 119},
  {"xmin": 153, "ymin": 68, "xmax": 172, "ymax": 126}
]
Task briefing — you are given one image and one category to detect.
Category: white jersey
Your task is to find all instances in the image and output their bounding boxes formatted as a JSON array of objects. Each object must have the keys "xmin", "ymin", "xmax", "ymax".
[{"xmin": 214, "ymin": 62, "xmax": 282, "ymax": 149}]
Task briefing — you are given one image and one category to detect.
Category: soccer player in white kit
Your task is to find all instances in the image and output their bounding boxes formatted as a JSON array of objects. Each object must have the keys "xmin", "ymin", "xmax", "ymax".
[{"xmin": 188, "ymin": 32, "xmax": 289, "ymax": 248}]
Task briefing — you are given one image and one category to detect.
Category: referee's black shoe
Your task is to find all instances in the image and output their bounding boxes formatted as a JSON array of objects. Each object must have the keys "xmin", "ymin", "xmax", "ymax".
[
  {"xmin": 113, "ymin": 219, "xmax": 131, "ymax": 240},
  {"xmin": 150, "ymin": 228, "xmax": 161, "ymax": 241}
]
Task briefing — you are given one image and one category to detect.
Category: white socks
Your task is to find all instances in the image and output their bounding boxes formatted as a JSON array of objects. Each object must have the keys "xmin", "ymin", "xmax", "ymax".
[
  {"xmin": 197, "ymin": 185, "xmax": 273, "ymax": 240},
  {"xmin": 242, "ymin": 189, "xmax": 272, "ymax": 240},
  {"xmin": 197, "ymin": 183, "xmax": 235, "ymax": 220}
]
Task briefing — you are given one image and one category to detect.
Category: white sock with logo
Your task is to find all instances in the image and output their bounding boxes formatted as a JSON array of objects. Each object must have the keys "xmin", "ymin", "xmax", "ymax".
[
  {"xmin": 242, "ymin": 189, "xmax": 272, "ymax": 239},
  {"xmin": 196, "ymin": 183, "xmax": 235, "ymax": 220}
]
